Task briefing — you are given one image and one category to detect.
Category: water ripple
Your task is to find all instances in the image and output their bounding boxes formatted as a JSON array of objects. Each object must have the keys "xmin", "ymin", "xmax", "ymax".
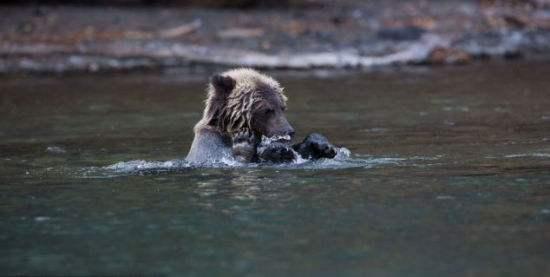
[{"xmin": 91, "ymin": 148, "xmax": 443, "ymax": 177}]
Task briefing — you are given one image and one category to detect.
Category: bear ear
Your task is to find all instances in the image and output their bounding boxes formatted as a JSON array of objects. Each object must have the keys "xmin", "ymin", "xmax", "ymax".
[{"xmin": 211, "ymin": 74, "xmax": 236, "ymax": 96}]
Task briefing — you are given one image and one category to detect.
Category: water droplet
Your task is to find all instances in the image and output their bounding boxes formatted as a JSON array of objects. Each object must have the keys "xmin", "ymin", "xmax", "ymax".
[{"xmin": 34, "ymin": 216, "xmax": 50, "ymax": 222}]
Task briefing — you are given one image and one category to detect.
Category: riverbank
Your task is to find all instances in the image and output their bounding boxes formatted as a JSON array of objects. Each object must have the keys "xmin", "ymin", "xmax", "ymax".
[{"xmin": 1, "ymin": 0, "xmax": 550, "ymax": 73}]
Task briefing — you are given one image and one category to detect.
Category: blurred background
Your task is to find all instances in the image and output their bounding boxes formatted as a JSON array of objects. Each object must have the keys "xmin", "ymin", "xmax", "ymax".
[{"xmin": 1, "ymin": 0, "xmax": 550, "ymax": 73}]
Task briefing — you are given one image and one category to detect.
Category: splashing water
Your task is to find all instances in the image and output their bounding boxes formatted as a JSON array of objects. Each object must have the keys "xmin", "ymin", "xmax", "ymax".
[
  {"xmin": 93, "ymin": 147, "xmax": 438, "ymax": 177},
  {"xmin": 106, "ymin": 159, "xmax": 191, "ymax": 173},
  {"xmin": 260, "ymin": 135, "xmax": 292, "ymax": 144}
]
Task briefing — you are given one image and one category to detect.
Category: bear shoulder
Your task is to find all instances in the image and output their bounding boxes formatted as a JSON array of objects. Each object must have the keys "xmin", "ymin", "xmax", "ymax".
[{"xmin": 186, "ymin": 124, "xmax": 231, "ymax": 163}]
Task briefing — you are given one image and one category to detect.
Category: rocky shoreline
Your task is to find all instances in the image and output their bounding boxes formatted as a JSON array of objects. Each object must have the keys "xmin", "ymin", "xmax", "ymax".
[{"xmin": 1, "ymin": 1, "xmax": 550, "ymax": 73}]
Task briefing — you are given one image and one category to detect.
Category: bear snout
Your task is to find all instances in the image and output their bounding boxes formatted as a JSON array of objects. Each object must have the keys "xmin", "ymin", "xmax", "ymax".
[
  {"xmin": 287, "ymin": 128, "xmax": 295, "ymax": 138},
  {"xmin": 267, "ymin": 117, "xmax": 295, "ymax": 141}
]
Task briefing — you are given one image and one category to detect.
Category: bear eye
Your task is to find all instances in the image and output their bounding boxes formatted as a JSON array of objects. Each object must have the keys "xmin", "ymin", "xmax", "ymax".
[{"xmin": 264, "ymin": 108, "xmax": 275, "ymax": 116}]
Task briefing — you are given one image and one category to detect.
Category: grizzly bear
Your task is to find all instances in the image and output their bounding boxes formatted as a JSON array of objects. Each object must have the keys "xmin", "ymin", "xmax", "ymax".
[{"xmin": 186, "ymin": 68, "xmax": 337, "ymax": 164}]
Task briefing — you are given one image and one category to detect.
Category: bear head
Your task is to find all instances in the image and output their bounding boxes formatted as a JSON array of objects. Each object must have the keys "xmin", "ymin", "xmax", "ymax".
[{"xmin": 203, "ymin": 68, "xmax": 295, "ymax": 142}]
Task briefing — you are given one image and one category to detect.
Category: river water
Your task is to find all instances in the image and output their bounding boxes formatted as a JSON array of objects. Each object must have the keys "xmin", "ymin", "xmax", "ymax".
[{"xmin": 1, "ymin": 62, "xmax": 550, "ymax": 276}]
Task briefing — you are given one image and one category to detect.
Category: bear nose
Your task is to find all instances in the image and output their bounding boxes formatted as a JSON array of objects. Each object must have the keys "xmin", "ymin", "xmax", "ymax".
[{"xmin": 287, "ymin": 128, "xmax": 295, "ymax": 138}]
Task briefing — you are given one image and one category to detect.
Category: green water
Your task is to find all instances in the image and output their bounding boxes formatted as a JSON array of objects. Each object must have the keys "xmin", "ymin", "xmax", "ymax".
[{"xmin": 1, "ymin": 62, "xmax": 550, "ymax": 276}]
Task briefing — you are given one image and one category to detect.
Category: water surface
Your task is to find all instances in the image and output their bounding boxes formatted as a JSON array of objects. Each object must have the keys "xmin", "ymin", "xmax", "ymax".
[{"xmin": 1, "ymin": 62, "xmax": 550, "ymax": 276}]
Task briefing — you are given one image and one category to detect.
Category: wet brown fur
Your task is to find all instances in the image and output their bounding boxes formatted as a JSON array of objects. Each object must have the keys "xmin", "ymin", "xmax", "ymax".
[{"xmin": 199, "ymin": 68, "xmax": 287, "ymax": 137}]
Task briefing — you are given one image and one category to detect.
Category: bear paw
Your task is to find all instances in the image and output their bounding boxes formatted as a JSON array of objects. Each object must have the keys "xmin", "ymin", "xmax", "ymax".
[
  {"xmin": 232, "ymin": 130, "xmax": 257, "ymax": 163},
  {"xmin": 293, "ymin": 133, "xmax": 337, "ymax": 160},
  {"xmin": 258, "ymin": 142, "xmax": 296, "ymax": 163}
]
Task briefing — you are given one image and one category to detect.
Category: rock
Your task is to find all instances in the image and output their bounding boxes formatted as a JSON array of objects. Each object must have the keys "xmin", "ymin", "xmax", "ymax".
[
  {"xmin": 428, "ymin": 47, "xmax": 472, "ymax": 65},
  {"xmin": 218, "ymin": 28, "xmax": 265, "ymax": 39}
]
